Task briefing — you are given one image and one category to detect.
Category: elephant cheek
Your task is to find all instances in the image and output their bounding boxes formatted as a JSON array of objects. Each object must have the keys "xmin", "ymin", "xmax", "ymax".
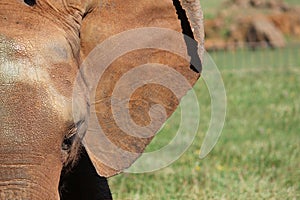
[{"xmin": 0, "ymin": 82, "xmax": 69, "ymax": 199}]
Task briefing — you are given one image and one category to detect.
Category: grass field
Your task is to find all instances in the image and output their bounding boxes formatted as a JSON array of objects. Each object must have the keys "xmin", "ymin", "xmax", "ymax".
[
  {"xmin": 201, "ymin": 0, "xmax": 300, "ymax": 18},
  {"xmin": 108, "ymin": 44, "xmax": 300, "ymax": 199}
]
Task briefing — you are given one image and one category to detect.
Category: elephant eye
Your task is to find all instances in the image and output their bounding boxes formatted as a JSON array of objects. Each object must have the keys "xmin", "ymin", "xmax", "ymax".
[
  {"xmin": 24, "ymin": 0, "xmax": 36, "ymax": 7},
  {"xmin": 62, "ymin": 125, "xmax": 77, "ymax": 151},
  {"xmin": 61, "ymin": 121, "xmax": 83, "ymax": 166}
]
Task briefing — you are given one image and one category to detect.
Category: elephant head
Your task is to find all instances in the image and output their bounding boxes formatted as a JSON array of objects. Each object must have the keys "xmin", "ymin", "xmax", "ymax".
[{"xmin": 0, "ymin": 0, "xmax": 204, "ymax": 199}]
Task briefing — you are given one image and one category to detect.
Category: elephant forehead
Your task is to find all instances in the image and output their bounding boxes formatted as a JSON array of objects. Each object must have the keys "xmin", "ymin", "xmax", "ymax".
[
  {"xmin": 0, "ymin": 58, "xmax": 73, "ymax": 123},
  {"xmin": 0, "ymin": 31, "xmax": 85, "ymax": 127}
]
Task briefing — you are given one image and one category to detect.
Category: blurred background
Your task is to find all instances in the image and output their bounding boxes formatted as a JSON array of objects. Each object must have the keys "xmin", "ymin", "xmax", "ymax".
[{"xmin": 109, "ymin": 0, "xmax": 300, "ymax": 199}]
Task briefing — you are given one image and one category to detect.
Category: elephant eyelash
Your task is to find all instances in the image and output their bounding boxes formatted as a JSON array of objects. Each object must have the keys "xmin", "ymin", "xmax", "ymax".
[
  {"xmin": 61, "ymin": 121, "xmax": 84, "ymax": 167},
  {"xmin": 62, "ymin": 121, "xmax": 83, "ymax": 151},
  {"xmin": 62, "ymin": 128, "xmax": 77, "ymax": 151}
]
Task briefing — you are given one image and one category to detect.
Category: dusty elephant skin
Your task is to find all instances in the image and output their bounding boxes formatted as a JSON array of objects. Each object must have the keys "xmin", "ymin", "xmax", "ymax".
[{"xmin": 0, "ymin": 0, "xmax": 203, "ymax": 199}]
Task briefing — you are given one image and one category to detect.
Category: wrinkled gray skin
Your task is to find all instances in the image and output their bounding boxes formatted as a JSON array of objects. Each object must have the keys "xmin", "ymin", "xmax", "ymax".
[{"xmin": 0, "ymin": 0, "xmax": 203, "ymax": 199}]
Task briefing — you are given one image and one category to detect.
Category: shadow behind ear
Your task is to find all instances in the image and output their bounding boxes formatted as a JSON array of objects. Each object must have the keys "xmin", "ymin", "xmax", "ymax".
[{"xmin": 59, "ymin": 146, "xmax": 112, "ymax": 200}]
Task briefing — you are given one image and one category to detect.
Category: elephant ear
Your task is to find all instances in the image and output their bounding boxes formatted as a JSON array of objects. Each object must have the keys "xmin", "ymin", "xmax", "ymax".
[{"xmin": 78, "ymin": 0, "xmax": 204, "ymax": 177}]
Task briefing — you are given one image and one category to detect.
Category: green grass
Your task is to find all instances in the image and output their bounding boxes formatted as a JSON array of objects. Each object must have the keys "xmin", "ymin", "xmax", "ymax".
[
  {"xmin": 284, "ymin": 0, "xmax": 300, "ymax": 5},
  {"xmin": 200, "ymin": 0, "xmax": 300, "ymax": 19},
  {"xmin": 210, "ymin": 45, "xmax": 300, "ymax": 69},
  {"xmin": 200, "ymin": 0, "xmax": 225, "ymax": 19},
  {"xmin": 109, "ymin": 45, "xmax": 300, "ymax": 199}
]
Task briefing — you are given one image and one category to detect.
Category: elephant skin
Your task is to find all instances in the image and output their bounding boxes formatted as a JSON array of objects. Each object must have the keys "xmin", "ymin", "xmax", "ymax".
[{"xmin": 0, "ymin": 0, "xmax": 204, "ymax": 199}]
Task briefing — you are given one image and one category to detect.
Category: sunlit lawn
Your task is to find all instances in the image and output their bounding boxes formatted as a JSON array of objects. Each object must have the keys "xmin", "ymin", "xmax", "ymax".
[{"xmin": 109, "ymin": 45, "xmax": 300, "ymax": 199}]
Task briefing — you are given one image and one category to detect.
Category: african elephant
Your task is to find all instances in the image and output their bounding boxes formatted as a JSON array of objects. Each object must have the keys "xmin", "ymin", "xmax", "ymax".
[{"xmin": 0, "ymin": 0, "xmax": 204, "ymax": 199}]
